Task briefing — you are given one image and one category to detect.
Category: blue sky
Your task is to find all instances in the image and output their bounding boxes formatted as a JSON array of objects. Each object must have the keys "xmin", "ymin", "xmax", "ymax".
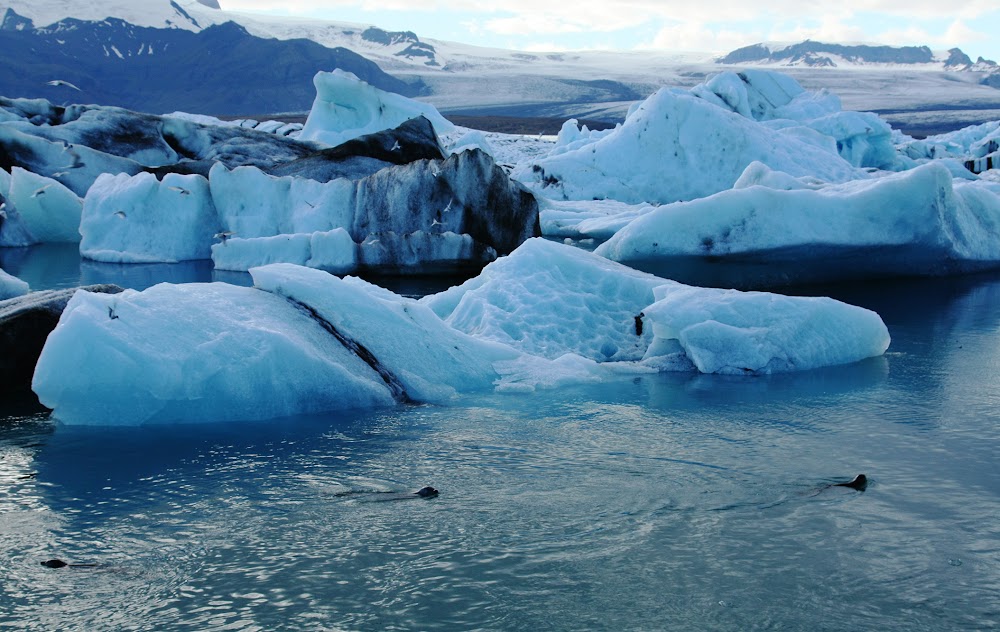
[{"xmin": 220, "ymin": 1, "xmax": 1000, "ymax": 61}]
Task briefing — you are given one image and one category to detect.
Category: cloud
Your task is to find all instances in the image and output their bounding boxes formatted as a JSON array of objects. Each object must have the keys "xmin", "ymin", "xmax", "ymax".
[
  {"xmin": 219, "ymin": 1, "xmax": 1000, "ymax": 58},
  {"xmin": 223, "ymin": 0, "xmax": 999, "ymax": 26},
  {"xmin": 640, "ymin": 23, "xmax": 760, "ymax": 53}
]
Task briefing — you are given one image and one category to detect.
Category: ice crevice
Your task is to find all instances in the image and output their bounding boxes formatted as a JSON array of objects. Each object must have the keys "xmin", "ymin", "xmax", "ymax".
[{"xmin": 281, "ymin": 294, "xmax": 411, "ymax": 403}]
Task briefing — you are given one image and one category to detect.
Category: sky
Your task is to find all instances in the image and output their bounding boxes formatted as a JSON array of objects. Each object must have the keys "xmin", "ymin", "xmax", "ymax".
[{"xmin": 218, "ymin": 1, "xmax": 1000, "ymax": 61}]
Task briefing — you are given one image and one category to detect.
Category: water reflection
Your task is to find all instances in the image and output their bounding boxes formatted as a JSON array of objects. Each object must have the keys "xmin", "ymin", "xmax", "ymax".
[{"xmin": 3, "ymin": 251, "xmax": 1000, "ymax": 629}]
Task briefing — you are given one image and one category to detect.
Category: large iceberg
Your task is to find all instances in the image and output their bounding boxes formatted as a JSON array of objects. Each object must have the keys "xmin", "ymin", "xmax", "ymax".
[
  {"xmin": 76, "ymin": 120, "xmax": 539, "ymax": 269},
  {"xmin": 424, "ymin": 238, "xmax": 664, "ymax": 362},
  {"xmin": 32, "ymin": 281, "xmax": 399, "ymax": 424},
  {"xmin": 641, "ymin": 283, "xmax": 890, "ymax": 374},
  {"xmin": 595, "ymin": 162, "xmax": 1000, "ymax": 287},
  {"xmin": 1, "ymin": 284, "xmax": 122, "ymax": 395},
  {"xmin": 80, "ymin": 172, "xmax": 219, "ymax": 263},
  {"xmin": 900, "ymin": 120, "xmax": 1000, "ymax": 174},
  {"xmin": 513, "ymin": 77, "xmax": 860, "ymax": 205},
  {"xmin": 300, "ymin": 69, "xmax": 455, "ymax": 147},
  {"xmin": 691, "ymin": 70, "xmax": 897, "ymax": 169},
  {"xmin": 33, "ymin": 240, "xmax": 891, "ymax": 425},
  {"xmin": 4, "ymin": 167, "xmax": 83, "ymax": 243}
]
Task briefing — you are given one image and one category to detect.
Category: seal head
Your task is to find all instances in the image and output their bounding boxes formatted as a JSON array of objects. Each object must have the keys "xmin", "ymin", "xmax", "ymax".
[
  {"xmin": 41, "ymin": 559, "xmax": 68, "ymax": 568},
  {"xmin": 833, "ymin": 474, "xmax": 868, "ymax": 491}
]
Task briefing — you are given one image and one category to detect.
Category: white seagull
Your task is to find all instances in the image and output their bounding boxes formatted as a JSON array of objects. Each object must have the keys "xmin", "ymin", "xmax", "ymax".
[
  {"xmin": 46, "ymin": 80, "xmax": 81, "ymax": 91},
  {"xmin": 31, "ymin": 185, "xmax": 52, "ymax": 198},
  {"xmin": 167, "ymin": 186, "xmax": 190, "ymax": 195}
]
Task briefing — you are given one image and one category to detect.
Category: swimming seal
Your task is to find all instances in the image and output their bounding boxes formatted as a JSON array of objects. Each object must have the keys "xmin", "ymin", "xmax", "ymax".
[
  {"xmin": 40, "ymin": 559, "xmax": 98, "ymax": 569},
  {"xmin": 833, "ymin": 474, "xmax": 868, "ymax": 491},
  {"xmin": 415, "ymin": 486, "xmax": 439, "ymax": 498}
]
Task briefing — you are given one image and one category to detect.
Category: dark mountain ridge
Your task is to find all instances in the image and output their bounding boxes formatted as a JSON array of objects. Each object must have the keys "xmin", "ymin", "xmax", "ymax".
[
  {"xmin": 719, "ymin": 40, "xmax": 999, "ymax": 72},
  {"xmin": 0, "ymin": 9, "xmax": 424, "ymax": 115}
]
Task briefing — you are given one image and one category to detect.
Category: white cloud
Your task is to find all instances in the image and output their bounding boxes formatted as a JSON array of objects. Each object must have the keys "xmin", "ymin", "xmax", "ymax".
[
  {"xmin": 640, "ymin": 23, "xmax": 759, "ymax": 53},
  {"xmin": 223, "ymin": 0, "xmax": 999, "ymax": 26},
  {"xmin": 219, "ymin": 1, "xmax": 1000, "ymax": 58}
]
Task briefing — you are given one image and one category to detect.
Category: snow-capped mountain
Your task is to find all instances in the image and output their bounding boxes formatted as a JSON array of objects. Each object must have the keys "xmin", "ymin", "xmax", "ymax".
[
  {"xmin": 1, "ymin": 0, "xmax": 999, "ymax": 132},
  {"xmin": 0, "ymin": 6, "xmax": 422, "ymax": 115},
  {"xmin": 718, "ymin": 40, "xmax": 1000, "ymax": 72}
]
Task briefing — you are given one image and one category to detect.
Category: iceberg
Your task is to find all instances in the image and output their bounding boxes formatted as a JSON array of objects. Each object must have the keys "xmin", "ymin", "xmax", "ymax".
[
  {"xmin": 1, "ymin": 284, "xmax": 122, "ymax": 395},
  {"xmin": 513, "ymin": 79, "xmax": 860, "ymax": 205},
  {"xmin": 424, "ymin": 238, "xmax": 663, "ymax": 362},
  {"xmin": 595, "ymin": 162, "xmax": 1000, "ymax": 287},
  {"xmin": 80, "ymin": 172, "xmax": 219, "ymax": 263},
  {"xmin": 32, "ymin": 282, "xmax": 398, "ymax": 425},
  {"xmin": 33, "ymin": 241, "xmax": 891, "ymax": 425},
  {"xmin": 0, "ymin": 267, "xmax": 29, "ymax": 300},
  {"xmin": 691, "ymin": 70, "xmax": 897, "ymax": 169},
  {"xmin": 900, "ymin": 120, "xmax": 1000, "ymax": 175},
  {"xmin": 641, "ymin": 283, "xmax": 890, "ymax": 375},
  {"xmin": 211, "ymin": 228, "xmax": 357, "ymax": 274},
  {"xmin": 6, "ymin": 167, "xmax": 82, "ymax": 243},
  {"xmin": 300, "ymin": 70, "xmax": 455, "ymax": 147},
  {"xmin": 426, "ymin": 239, "xmax": 889, "ymax": 372}
]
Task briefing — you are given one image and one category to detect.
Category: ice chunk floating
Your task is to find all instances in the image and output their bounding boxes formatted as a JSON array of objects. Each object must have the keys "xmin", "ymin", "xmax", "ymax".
[{"xmin": 33, "ymin": 240, "xmax": 890, "ymax": 425}]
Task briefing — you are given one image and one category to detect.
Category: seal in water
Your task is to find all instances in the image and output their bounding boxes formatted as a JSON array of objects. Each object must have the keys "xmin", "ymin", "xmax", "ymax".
[
  {"xmin": 832, "ymin": 474, "xmax": 868, "ymax": 491},
  {"xmin": 333, "ymin": 486, "xmax": 439, "ymax": 501},
  {"xmin": 40, "ymin": 559, "xmax": 98, "ymax": 569}
]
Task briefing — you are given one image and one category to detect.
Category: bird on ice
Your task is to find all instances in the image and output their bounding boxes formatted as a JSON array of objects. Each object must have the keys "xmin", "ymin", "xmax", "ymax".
[
  {"xmin": 46, "ymin": 80, "xmax": 81, "ymax": 91},
  {"xmin": 214, "ymin": 231, "xmax": 235, "ymax": 244}
]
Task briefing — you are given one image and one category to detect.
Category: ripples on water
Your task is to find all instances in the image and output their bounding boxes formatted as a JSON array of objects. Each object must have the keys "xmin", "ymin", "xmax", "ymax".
[{"xmin": 2, "ymin": 257, "xmax": 1000, "ymax": 630}]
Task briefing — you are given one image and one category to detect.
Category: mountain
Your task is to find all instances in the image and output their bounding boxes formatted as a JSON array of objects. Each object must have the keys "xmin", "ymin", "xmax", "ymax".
[
  {"xmin": 0, "ymin": 7, "xmax": 423, "ymax": 115},
  {"xmin": 1, "ymin": 0, "xmax": 999, "ymax": 134},
  {"xmin": 717, "ymin": 40, "xmax": 1000, "ymax": 73}
]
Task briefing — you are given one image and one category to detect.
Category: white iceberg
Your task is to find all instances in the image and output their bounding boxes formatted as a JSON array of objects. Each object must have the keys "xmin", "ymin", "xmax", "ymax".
[
  {"xmin": 641, "ymin": 283, "xmax": 890, "ymax": 375},
  {"xmin": 209, "ymin": 163, "xmax": 356, "ymax": 238},
  {"xmin": 211, "ymin": 228, "xmax": 357, "ymax": 274},
  {"xmin": 514, "ymin": 81, "xmax": 859, "ymax": 205},
  {"xmin": 31, "ymin": 282, "xmax": 397, "ymax": 425},
  {"xmin": 595, "ymin": 162, "xmax": 1000, "ymax": 286},
  {"xmin": 300, "ymin": 70, "xmax": 455, "ymax": 147},
  {"xmin": 692, "ymin": 70, "xmax": 896, "ymax": 169},
  {"xmin": 424, "ymin": 237, "xmax": 663, "ymax": 362},
  {"xmin": 6, "ymin": 167, "xmax": 82, "ymax": 243},
  {"xmin": 426, "ymin": 238, "xmax": 888, "ymax": 372},
  {"xmin": 80, "ymin": 172, "xmax": 219, "ymax": 263},
  {"xmin": 32, "ymin": 240, "xmax": 891, "ymax": 425}
]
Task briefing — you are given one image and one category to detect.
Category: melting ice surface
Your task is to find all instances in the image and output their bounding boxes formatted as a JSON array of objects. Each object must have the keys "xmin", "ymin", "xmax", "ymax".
[
  {"xmin": 2, "ymin": 271, "xmax": 1000, "ymax": 630},
  {"xmin": 31, "ymin": 239, "xmax": 889, "ymax": 425}
]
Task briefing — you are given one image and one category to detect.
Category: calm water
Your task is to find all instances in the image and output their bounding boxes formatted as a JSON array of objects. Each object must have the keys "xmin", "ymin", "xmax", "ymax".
[{"xmin": 1, "ymin": 249, "xmax": 1000, "ymax": 630}]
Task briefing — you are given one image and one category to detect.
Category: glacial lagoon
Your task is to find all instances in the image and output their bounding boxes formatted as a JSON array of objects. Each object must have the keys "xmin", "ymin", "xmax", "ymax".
[{"xmin": 1, "ymin": 250, "xmax": 999, "ymax": 630}]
